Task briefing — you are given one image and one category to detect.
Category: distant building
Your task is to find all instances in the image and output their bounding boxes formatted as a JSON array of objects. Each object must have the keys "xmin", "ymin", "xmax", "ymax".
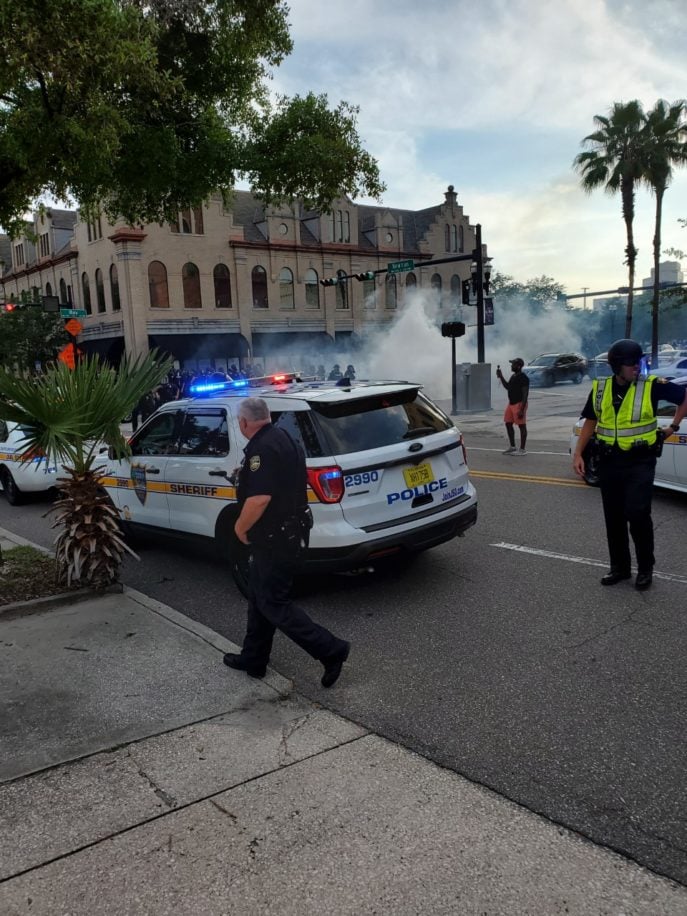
[
  {"xmin": 0, "ymin": 186, "xmax": 485, "ymax": 369},
  {"xmin": 642, "ymin": 260, "xmax": 683, "ymax": 288}
]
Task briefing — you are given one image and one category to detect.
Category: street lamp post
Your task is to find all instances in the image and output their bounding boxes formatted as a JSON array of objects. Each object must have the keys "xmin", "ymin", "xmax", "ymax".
[{"xmin": 471, "ymin": 224, "xmax": 487, "ymax": 363}]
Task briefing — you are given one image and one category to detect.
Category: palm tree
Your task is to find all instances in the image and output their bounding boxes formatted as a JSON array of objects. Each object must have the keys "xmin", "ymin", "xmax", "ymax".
[
  {"xmin": 639, "ymin": 99, "xmax": 687, "ymax": 365},
  {"xmin": 0, "ymin": 352, "xmax": 170, "ymax": 588},
  {"xmin": 574, "ymin": 100, "xmax": 646, "ymax": 337}
]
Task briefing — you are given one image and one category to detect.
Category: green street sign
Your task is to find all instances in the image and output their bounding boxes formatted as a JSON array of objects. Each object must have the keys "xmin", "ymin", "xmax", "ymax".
[
  {"xmin": 60, "ymin": 308, "xmax": 87, "ymax": 318},
  {"xmin": 387, "ymin": 259, "xmax": 414, "ymax": 275}
]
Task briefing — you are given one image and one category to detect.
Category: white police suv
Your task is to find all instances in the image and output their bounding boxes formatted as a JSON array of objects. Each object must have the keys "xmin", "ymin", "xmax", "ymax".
[
  {"xmin": 0, "ymin": 419, "xmax": 59, "ymax": 505},
  {"xmin": 100, "ymin": 374, "xmax": 478, "ymax": 592}
]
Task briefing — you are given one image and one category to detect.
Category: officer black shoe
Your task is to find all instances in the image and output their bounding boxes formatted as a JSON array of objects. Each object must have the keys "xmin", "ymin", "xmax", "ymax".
[
  {"xmin": 600, "ymin": 569, "xmax": 632, "ymax": 586},
  {"xmin": 223, "ymin": 653, "xmax": 266, "ymax": 679},
  {"xmin": 321, "ymin": 642, "xmax": 350, "ymax": 688},
  {"xmin": 635, "ymin": 570, "xmax": 653, "ymax": 590}
]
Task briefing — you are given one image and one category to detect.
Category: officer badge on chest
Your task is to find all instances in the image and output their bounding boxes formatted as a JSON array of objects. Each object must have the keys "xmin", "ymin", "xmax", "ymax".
[
  {"xmin": 131, "ymin": 463, "xmax": 148, "ymax": 505},
  {"xmin": 249, "ymin": 455, "xmax": 261, "ymax": 471}
]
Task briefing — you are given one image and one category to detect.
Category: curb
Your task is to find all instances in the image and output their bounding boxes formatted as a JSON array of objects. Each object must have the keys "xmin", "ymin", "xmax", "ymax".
[{"xmin": 0, "ymin": 583, "xmax": 124, "ymax": 621}]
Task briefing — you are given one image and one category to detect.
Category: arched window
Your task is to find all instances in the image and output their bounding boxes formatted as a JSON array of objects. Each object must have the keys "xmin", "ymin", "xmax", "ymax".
[
  {"xmin": 431, "ymin": 273, "xmax": 442, "ymax": 292},
  {"xmin": 445, "ymin": 225, "xmax": 451, "ymax": 252},
  {"xmin": 305, "ymin": 268, "xmax": 319, "ymax": 308},
  {"xmin": 95, "ymin": 268, "xmax": 106, "ymax": 313},
  {"xmin": 45, "ymin": 282, "xmax": 52, "ymax": 297},
  {"xmin": 459, "ymin": 225, "xmax": 464, "ymax": 252},
  {"xmin": 385, "ymin": 275, "xmax": 397, "ymax": 309},
  {"xmin": 405, "ymin": 273, "xmax": 417, "ymax": 289},
  {"xmin": 82, "ymin": 273, "xmax": 92, "ymax": 314},
  {"xmin": 192, "ymin": 206, "xmax": 204, "ymax": 235},
  {"xmin": 148, "ymin": 261, "xmax": 169, "ymax": 308},
  {"xmin": 335, "ymin": 270, "xmax": 348, "ymax": 309},
  {"xmin": 182, "ymin": 262, "xmax": 202, "ymax": 309},
  {"xmin": 252, "ymin": 265, "xmax": 268, "ymax": 309},
  {"xmin": 181, "ymin": 209, "xmax": 192, "ymax": 234},
  {"xmin": 110, "ymin": 264, "xmax": 120, "ymax": 311},
  {"xmin": 450, "ymin": 275, "xmax": 461, "ymax": 302},
  {"xmin": 213, "ymin": 264, "xmax": 231, "ymax": 308},
  {"xmin": 279, "ymin": 267, "xmax": 294, "ymax": 309},
  {"xmin": 59, "ymin": 278, "xmax": 68, "ymax": 304},
  {"xmin": 451, "ymin": 225, "xmax": 458, "ymax": 253}
]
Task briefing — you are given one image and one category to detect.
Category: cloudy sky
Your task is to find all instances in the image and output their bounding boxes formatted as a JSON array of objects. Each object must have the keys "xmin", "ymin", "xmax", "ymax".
[{"xmin": 273, "ymin": 0, "xmax": 687, "ymax": 297}]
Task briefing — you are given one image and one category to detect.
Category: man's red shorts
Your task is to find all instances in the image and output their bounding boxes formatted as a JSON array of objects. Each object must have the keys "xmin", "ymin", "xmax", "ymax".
[{"xmin": 504, "ymin": 403, "xmax": 527, "ymax": 425}]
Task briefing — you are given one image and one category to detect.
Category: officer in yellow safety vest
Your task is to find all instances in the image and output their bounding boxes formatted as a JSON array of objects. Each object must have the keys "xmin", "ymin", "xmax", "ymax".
[{"xmin": 573, "ymin": 339, "xmax": 687, "ymax": 590}]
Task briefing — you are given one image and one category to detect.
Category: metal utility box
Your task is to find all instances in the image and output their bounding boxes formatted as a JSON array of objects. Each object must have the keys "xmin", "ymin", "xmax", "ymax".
[{"xmin": 454, "ymin": 362, "xmax": 492, "ymax": 412}]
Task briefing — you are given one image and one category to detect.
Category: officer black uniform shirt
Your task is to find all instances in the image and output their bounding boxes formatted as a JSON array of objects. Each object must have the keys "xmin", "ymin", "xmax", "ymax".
[
  {"xmin": 237, "ymin": 424, "xmax": 307, "ymax": 544},
  {"xmin": 581, "ymin": 377, "xmax": 685, "ymax": 455}
]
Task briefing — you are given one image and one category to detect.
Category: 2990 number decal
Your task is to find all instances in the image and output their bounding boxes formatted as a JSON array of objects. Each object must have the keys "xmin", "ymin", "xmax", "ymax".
[{"xmin": 344, "ymin": 470, "xmax": 379, "ymax": 487}]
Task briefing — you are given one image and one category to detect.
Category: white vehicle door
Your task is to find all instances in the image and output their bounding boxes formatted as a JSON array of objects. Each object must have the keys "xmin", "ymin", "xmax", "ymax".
[
  {"xmin": 164, "ymin": 406, "xmax": 236, "ymax": 536},
  {"xmin": 654, "ymin": 385, "xmax": 687, "ymax": 488},
  {"xmin": 103, "ymin": 410, "xmax": 182, "ymax": 529}
]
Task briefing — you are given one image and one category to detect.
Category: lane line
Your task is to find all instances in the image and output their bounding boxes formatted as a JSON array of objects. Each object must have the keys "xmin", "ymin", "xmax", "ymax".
[
  {"xmin": 491, "ymin": 542, "xmax": 687, "ymax": 585},
  {"xmin": 471, "ymin": 470, "xmax": 586, "ymax": 488}
]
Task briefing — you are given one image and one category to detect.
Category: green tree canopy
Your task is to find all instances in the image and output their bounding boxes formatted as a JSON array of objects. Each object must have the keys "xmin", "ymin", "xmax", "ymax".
[
  {"xmin": 490, "ymin": 272, "xmax": 565, "ymax": 313},
  {"xmin": 0, "ymin": 0, "xmax": 385, "ymax": 235},
  {"xmin": 0, "ymin": 306, "xmax": 67, "ymax": 371}
]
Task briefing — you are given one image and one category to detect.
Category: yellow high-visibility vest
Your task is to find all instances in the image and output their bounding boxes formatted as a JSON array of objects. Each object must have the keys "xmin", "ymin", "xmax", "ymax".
[{"xmin": 592, "ymin": 376, "xmax": 658, "ymax": 450}]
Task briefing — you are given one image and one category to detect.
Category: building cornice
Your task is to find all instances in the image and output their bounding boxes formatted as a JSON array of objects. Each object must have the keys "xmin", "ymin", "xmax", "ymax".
[
  {"xmin": 108, "ymin": 228, "xmax": 147, "ymax": 244},
  {"xmin": 228, "ymin": 239, "xmax": 431, "ymax": 260}
]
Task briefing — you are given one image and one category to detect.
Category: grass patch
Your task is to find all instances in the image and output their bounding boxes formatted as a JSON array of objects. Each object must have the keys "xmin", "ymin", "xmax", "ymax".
[{"xmin": 0, "ymin": 546, "xmax": 78, "ymax": 606}]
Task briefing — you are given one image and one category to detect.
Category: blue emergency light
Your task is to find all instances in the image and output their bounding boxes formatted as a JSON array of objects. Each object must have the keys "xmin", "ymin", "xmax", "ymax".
[{"xmin": 189, "ymin": 379, "xmax": 248, "ymax": 395}]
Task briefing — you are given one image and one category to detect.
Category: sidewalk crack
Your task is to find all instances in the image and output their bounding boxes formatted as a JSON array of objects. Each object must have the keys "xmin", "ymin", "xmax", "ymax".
[{"xmin": 126, "ymin": 748, "xmax": 177, "ymax": 808}]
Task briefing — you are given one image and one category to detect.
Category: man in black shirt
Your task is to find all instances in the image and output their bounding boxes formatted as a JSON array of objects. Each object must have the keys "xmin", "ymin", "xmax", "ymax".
[
  {"xmin": 496, "ymin": 358, "xmax": 530, "ymax": 455},
  {"xmin": 572, "ymin": 339, "xmax": 687, "ymax": 589},
  {"xmin": 223, "ymin": 397, "xmax": 350, "ymax": 687}
]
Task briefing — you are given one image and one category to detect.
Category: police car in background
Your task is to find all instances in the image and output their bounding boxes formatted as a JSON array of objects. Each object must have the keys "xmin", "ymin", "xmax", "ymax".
[
  {"xmin": 100, "ymin": 374, "xmax": 478, "ymax": 593},
  {"xmin": 0, "ymin": 419, "xmax": 60, "ymax": 505},
  {"xmin": 571, "ymin": 376, "xmax": 687, "ymax": 492}
]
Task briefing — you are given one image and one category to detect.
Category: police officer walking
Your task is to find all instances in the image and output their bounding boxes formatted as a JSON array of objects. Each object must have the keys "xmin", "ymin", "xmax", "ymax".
[
  {"xmin": 572, "ymin": 339, "xmax": 687, "ymax": 589},
  {"xmin": 224, "ymin": 397, "xmax": 350, "ymax": 686}
]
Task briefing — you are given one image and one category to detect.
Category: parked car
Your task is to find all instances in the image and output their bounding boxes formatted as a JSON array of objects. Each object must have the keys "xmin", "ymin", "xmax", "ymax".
[
  {"xmin": 99, "ymin": 374, "xmax": 478, "ymax": 593},
  {"xmin": 570, "ymin": 376, "xmax": 687, "ymax": 492},
  {"xmin": 0, "ymin": 419, "xmax": 60, "ymax": 504},
  {"xmin": 586, "ymin": 351, "xmax": 613, "ymax": 380},
  {"xmin": 522, "ymin": 353, "xmax": 588, "ymax": 387},
  {"xmin": 653, "ymin": 355, "xmax": 687, "ymax": 379}
]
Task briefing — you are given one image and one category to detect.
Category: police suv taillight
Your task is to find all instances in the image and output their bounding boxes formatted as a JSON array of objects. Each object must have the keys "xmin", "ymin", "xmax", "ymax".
[{"xmin": 307, "ymin": 466, "xmax": 344, "ymax": 503}]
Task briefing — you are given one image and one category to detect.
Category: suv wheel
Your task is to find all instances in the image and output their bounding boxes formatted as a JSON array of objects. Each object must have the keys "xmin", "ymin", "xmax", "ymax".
[
  {"xmin": 573, "ymin": 371, "xmax": 583, "ymax": 384},
  {"xmin": 0, "ymin": 467, "xmax": 23, "ymax": 505},
  {"xmin": 217, "ymin": 520, "xmax": 250, "ymax": 597}
]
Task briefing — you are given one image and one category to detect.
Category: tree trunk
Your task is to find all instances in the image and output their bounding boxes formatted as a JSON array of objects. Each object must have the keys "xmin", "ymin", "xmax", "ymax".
[
  {"xmin": 622, "ymin": 180, "xmax": 636, "ymax": 338},
  {"xmin": 651, "ymin": 187, "xmax": 664, "ymax": 367}
]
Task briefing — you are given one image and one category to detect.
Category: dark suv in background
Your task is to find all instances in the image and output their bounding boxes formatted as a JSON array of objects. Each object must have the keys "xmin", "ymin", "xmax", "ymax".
[{"xmin": 522, "ymin": 353, "xmax": 588, "ymax": 387}]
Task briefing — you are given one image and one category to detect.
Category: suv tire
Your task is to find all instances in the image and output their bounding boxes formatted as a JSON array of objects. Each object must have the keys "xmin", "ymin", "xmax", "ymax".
[
  {"xmin": 217, "ymin": 518, "xmax": 250, "ymax": 597},
  {"xmin": 0, "ymin": 467, "xmax": 23, "ymax": 506},
  {"xmin": 573, "ymin": 371, "xmax": 583, "ymax": 384}
]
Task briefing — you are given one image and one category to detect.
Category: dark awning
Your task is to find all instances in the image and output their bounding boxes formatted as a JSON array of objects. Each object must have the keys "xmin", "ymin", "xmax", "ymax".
[
  {"xmin": 251, "ymin": 331, "xmax": 334, "ymax": 357},
  {"xmin": 79, "ymin": 337, "xmax": 125, "ymax": 366},
  {"xmin": 148, "ymin": 333, "xmax": 249, "ymax": 361}
]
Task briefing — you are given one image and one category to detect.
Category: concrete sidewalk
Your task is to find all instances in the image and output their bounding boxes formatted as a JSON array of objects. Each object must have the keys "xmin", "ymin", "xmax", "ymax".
[{"xmin": 1, "ymin": 527, "xmax": 686, "ymax": 915}]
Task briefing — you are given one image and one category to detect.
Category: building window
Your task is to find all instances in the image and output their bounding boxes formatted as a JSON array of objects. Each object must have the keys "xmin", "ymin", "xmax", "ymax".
[
  {"xmin": 59, "ymin": 278, "xmax": 68, "ymax": 304},
  {"xmin": 279, "ymin": 267, "xmax": 294, "ymax": 309},
  {"xmin": 95, "ymin": 268, "xmax": 106, "ymax": 313},
  {"xmin": 305, "ymin": 268, "xmax": 319, "ymax": 308},
  {"xmin": 445, "ymin": 225, "xmax": 451, "ymax": 252},
  {"xmin": 385, "ymin": 275, "xmax": 397, "ymax": 309},
  {"xmin": 406, "ymin": 272, "xmax": 417, "ymax": 290},
  {"xmin": 86, "ymin": 215, "xmax": 102, "ymax": 241},
  {"xmin": 148, "ymin": 261, "xmax": 170, "ymax": 308},
  {"xmin": 14, "ymin": 243, "xmax": 24, "ymax": 266},
  {"xmin": 169, "ymin": 206, "xmax": 204, "ymax": 234},
  {"xmin": 451, "ymin": 225, "xmax": 458, "ymax": 252},
  {"xmin": 110, "ymin": 264, "xmax": 121, "ymax": 311},
  {"xmin": 331, "ymin": 210, "xmax": 350, "ymax": 243},
  {"xmin": 213, "ymin": 264, "xmax": 232, "ymax": 308},
  {"xmin": 182, "ymin": 262, "xmax": 202, "ymax": 308},
  {"xmin": 450, "ymin": 274, "xmax": 461, "ymax": 302},
  {"xmin": 44, "ymin": 282, "xmax": 52, "ymax": 297},
  {"xmin": 193, "ymin": 206, "xmax": 204, "ymax": 235},
  {"xmin": 170, "ymin": 218, "xmax": 179, "ymax": 234},
  {"xmin": 431, "ymin": 273, "xmax": 442, "ymax": 293},
  {"xmin": 335, "ymin": 270, "xmax": 348, "ymax": 309},
  {"xmin": 39, "ymin": 233, "xmax": 50, "ymax": 258},
  {"xmin": 181, "ymin": 209, "xmax": 192, "ymax": 234},
  {"xmin": 252, "ymin": 265, "xmax": 268, "ymax": 309},
  {"xmin": 82, "ymin": 273, "xmax": 92, "ymax": 314},
  {"xmin": 459, "ymin": 225, "xmax": 464, "ymax": 252}
]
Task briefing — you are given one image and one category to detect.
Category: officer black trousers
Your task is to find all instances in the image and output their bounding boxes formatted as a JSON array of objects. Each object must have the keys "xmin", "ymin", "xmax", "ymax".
[
  {"xmin": 599, "ymin": 453, "xmax": 656, "ymax": 573},
  {"xmin": 241, "ymin": 544, "xmax": 345, "ymax": 668}
]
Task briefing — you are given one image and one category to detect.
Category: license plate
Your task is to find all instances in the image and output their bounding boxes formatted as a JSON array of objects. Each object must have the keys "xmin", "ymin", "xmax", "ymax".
[{"xmin": 403, "ymin": 462, "xmax": 434, "ymax": 488}]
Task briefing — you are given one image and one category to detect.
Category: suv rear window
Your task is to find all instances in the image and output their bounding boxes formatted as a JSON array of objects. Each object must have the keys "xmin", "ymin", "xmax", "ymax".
[{"xmin": 309, "ymin": 390, "xmax": 452, "ymax": 455}]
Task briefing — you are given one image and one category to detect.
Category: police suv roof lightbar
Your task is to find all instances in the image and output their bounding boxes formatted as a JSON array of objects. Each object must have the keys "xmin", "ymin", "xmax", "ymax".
[{"xmin": 188, "ymin": 373, "xmax": 304, "ymax": 396}]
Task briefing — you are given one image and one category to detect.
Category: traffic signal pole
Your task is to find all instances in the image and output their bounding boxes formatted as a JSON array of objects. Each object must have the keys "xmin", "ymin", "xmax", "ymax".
[{"xmin": 475, "ymin": 224, "xmax": 485, "ymax": 364}]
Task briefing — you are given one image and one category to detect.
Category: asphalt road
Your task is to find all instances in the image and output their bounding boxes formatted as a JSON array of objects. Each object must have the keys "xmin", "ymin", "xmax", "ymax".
[{"xmin": 2, "ymin": 383, "xmax": 687, "ymax": 886}]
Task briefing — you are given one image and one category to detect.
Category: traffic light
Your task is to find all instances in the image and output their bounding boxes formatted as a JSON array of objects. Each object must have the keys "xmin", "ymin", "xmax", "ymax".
[
  {"xmin": 441, "ymin": 321, "xmax": 466, "ymax": 338},
  {"xmin": 1, "ymin": 303, "xmax": 17, "ymax": 312},
  {"xmin": 461, "ymin": 279, "xmax": 471, "ymax": 305},
  {"xmin": 353, "ymin": 271, "xmax": 375, "ymax": 281},
  {"xmin": 320, "ymin": 276, "xmax": 339, "ymax": 287}
]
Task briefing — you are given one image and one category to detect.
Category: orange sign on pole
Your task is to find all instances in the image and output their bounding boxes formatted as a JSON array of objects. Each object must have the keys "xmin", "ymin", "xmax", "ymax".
[
  {"xmin": 57, "ymin": 346, "xmax": 76, "ymax": 369},
  {"xmin": 63, "ymin": 318, "xmax": 83, "ymax": 337}
]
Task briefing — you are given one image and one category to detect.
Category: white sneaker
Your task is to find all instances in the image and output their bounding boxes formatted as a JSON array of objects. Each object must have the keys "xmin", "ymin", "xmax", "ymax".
[
  {"xmin": 502, "ymin": 446, "xmax": 517, "ymax": 454},
  {"xmin": 515, "ymin": 448, "xmax": 527, "ymax": 455}
]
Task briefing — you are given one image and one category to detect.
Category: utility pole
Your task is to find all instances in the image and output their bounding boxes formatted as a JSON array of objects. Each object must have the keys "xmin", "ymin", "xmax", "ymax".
[{"xmin": 475, "ymin": 224, "xmax": 485, "ymax": 363}]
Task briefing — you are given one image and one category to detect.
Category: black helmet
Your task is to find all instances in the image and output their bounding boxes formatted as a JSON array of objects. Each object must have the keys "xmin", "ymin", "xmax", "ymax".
[{"xmin": 607, "ymin": 339, "xmax": 643, "ymax": 373}]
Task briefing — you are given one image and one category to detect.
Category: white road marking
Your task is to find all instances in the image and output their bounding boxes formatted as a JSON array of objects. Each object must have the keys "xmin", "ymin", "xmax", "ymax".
[{"xmin": 491, "ymin": 542, "xmax": 687, "ymax": 585}]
